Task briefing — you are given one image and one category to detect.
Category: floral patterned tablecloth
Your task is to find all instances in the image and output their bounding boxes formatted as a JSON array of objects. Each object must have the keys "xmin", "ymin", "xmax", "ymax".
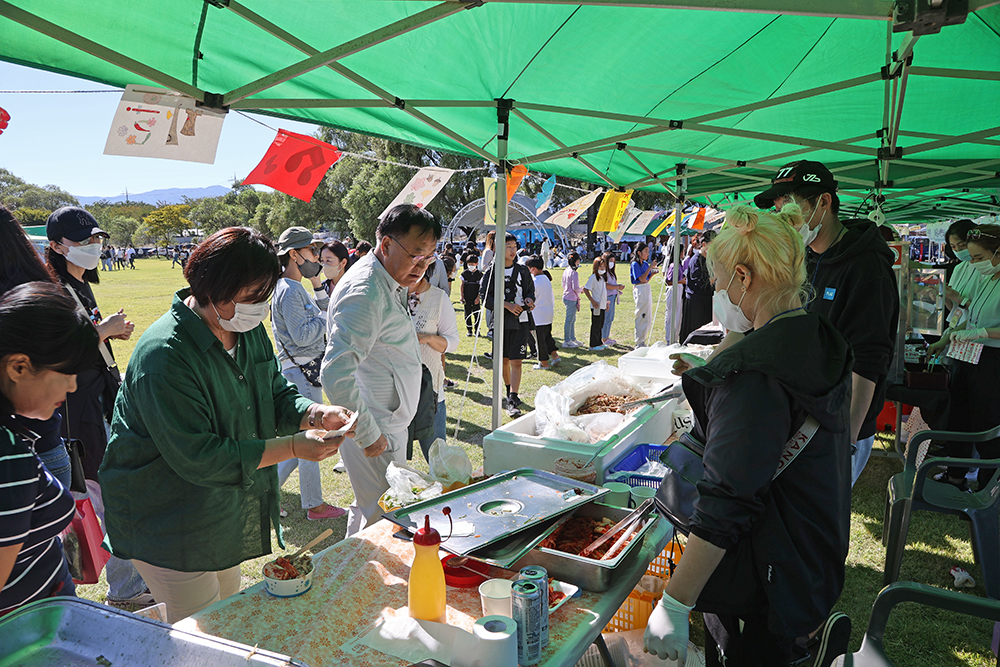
[{"xmin": 183, "ymin": 516, "xmax": 671, "ymax": 667}]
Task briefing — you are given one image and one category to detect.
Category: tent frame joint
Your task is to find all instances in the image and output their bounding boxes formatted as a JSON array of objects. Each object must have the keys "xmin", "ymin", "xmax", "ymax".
[
  {"xmin": 669, "ymin": 120, "xmax": 684, "ymax": 130},
  {"xmin": 878, "ymin": 146, "xmax": 905, "ymax": 160},
  {"xmin": 198, "ymin": 92, "xmax": 228, "ymax": 113},
  {"xmin": 203, "ymin": 0, "xmax": 229, "ymax": 8},
  {"xmin": 616, "ymin": 142, "xmax": 627, "ymax": 150},
  {"xmin": 393, "ymin": 97, "xmax": 406, "ymax": 110}
]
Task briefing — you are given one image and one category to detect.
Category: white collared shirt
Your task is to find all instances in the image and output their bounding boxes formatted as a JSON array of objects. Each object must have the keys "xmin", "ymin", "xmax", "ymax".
[{"xmin": 322, "ymin": 252, "xmax": 422, "ymax": 447}]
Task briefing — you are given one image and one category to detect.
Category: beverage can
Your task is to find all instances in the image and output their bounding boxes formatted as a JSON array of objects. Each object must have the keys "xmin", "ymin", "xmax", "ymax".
[
  {"xmin": 518, "ymin": 566, "xmax": 549, "ymax": 648},
  {"xmin": 511, "ymin": 579, "xmax": 542, "ymax": 665}
]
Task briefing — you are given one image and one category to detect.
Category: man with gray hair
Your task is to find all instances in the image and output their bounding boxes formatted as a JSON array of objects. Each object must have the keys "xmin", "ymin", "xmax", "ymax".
[{"xmin": 321, "ymin": 205, "xmax": 441, "ymax": 535}]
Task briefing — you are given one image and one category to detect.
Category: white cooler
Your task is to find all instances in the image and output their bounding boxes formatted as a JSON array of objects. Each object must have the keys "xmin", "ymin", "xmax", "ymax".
[{"xmin": 482, "ymin": 398, "xmax": 676, "ymax": 484}]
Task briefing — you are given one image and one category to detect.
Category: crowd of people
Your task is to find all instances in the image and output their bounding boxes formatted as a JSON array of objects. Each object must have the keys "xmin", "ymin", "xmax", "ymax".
[{"xmin": 2, "ymin": 157, "xmax": 998, "ymax": 665}]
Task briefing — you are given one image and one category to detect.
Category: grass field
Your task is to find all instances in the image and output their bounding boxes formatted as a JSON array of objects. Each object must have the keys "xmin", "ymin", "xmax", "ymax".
[{"xmin": 79, "ymin": 256, "xmax": 991, "ymax": 665}]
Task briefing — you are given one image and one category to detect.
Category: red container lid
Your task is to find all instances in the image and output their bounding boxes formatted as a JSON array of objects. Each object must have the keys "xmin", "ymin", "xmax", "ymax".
[
  {"xmin": 441, "ymin": 554, "xmax": 490, "ymax": 588},
  {"xmin": 413, "ymin": 515, "xmax": 441, "ymax": 546}
]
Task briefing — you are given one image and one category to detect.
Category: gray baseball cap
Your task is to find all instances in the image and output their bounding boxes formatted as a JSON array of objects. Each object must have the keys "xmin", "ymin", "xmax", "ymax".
[{"xmin": 276, "ymin": 226, "xmax": 320, "ymax": 255}]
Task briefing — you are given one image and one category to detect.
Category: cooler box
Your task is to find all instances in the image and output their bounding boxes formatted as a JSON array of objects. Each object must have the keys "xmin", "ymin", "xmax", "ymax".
[
  {"xmin": 483, "ymin": 399, "xmax": 676, "ymax": 484},
  {"xmin": 618, "ymin": 346, "xmax": 678, "ymax": 383}
]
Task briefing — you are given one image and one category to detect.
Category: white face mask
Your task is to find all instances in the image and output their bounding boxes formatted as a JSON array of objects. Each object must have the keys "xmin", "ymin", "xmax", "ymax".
[
  {"xmin": 796, "ymin": 200, "xmax": 823, "ymax": 247},
  {"xmin": 469, "ymin": 264, "xmax": 479, "ymax": 271},
  {"xmin": 598, "ymin": 269, "xmax": 606, "ymax": 275},
  {"xmin": 973, "ymin": 249, "xmax": 1000, "ymax": 276},
  {"xmin": 712, "ymin": 272, "xmax": 753, "ymax": 333},
  {"xmin": 213, "ymin": 300, "xmax": 269, "ymax": 333},
  {"xmin": 63, "ymin": 242, "xmax": 103, "ymax": 270},
  {"xmin": 608, "ymin": 262, "xmax": 615, "ymax": 269}
]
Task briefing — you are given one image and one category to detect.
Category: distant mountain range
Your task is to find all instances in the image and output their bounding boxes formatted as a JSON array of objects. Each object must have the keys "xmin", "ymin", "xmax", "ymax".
[{"xmin": 75, "ymin": 185, "xmax": 231, "ymax": 205}]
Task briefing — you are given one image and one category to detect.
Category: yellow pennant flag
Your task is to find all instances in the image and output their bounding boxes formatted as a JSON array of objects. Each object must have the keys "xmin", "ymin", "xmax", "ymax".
[
  {"xmin": 649, "ymin": 211, "xmax": 677, "ymax": 237},
  {"xmin": 593, "ymin": 190, "xmax": 633, "ymax": 232},
  {"xmin": 483, "ymin": 177, "xmax": 497, "ymax": 226}
]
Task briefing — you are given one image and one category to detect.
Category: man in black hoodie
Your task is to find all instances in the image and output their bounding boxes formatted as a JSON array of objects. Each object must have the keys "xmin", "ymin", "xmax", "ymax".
[{"xmin": 755, "ymin": 160, "xmax": 899, "ymax": 487}]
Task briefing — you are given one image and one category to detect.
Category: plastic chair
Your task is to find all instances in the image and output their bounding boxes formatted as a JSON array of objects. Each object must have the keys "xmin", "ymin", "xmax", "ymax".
[
  {"xmin": 882, "ymin": 426, "xmax": 1000, "ymax": 598},
  {"xmin": 835, "ymin": 581, "xmax": 1000, "ymax": 666}
]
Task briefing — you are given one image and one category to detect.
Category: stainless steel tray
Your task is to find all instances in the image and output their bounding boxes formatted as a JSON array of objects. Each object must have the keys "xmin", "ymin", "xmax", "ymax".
[
  {"xmin": 0, "ymin": 598, "xmax": 308, "ymax": 667},
  {"xmin": 382, "ymin": 468, "xmax": 607, "ymax": 556},
  {"xmin": 512, "ymin": 503, "xmax": 658, "ymax": 592}
]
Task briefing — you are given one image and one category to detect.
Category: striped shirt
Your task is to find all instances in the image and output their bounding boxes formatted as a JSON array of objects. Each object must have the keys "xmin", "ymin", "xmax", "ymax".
[{"xmin": 0, "ymin": 420, "xmax": 75, "ymax": 615}]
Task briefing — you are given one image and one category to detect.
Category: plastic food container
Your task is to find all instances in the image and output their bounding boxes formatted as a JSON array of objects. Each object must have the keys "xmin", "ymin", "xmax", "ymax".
[
  {"xmin": 263, "ymin": 556, "xmax": 314, "ymax": 597},
  {"xmin": 606, "ymin": 443, "xmax": 670, "ymax": 489}
]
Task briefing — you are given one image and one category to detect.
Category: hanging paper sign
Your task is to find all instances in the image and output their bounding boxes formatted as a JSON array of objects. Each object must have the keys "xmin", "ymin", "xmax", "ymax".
[
  {"xmin": 925, "ymin": 221, "xmax": 950, "ymax": 244},
  {"xmin": 104, "ymin": 85, "xmax": 225, "ymax": 164},
  {"xmin": 379, "ymin": 167, "xmax": 454, "ymax": 220},
  {"xmin": 547, "ymin": 188, "xmax": 604, "ymax": 228},
  {"xmin": 535, "ymin": 175, "xmax": 556, "ymax": 215},
  {"xmin": 649, "ymin": 211, "xmax": 677, "ymax": 237},
  {"xmin": 611, "ymin": 205, "xmax": 641, "ymax": 243},
  {"xmin": 483, "ymin": 177, "xmax": 497, "ymax": 226},
  {"xmin": 593, "ymin": 190, "xmax": 634, "ymax": 232},
  {"xmin": 243, "ymin": 130, "xmax": 342, "ymax": 202},
  {"xmin": 626, "ymin": 210, "xmax": 657, "ymax": 235},
  {"xmin": 0, "ymin": 107, "xmax": 10, "ymax": 136},
  {"xmin": 507, "ymin": 164, "xmax": 528, "ymax": 203}
]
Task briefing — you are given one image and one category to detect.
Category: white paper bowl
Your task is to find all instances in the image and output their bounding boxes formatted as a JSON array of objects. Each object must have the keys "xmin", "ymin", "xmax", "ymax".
[{"xmin": 263, "ymin": 558, "xmax": 314, "ymax": 598}]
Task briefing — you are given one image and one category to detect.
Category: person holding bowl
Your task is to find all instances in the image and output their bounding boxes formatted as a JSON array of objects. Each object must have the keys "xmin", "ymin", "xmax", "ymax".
[{"xmin": 99, "ymin": 227, "xmax": 354, "ymax": 623}]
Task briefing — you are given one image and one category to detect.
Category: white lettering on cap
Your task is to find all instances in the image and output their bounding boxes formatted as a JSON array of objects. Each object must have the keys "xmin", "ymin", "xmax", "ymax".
[{"xmin": 803, "ymin": 173, "xmax": 821, "ymax": 183}]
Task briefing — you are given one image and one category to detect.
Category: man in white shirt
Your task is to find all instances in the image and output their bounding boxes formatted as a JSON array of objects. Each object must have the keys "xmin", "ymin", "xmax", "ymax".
[{"xmin": 321, "ymin": 205, "xmax": 441, "ymax": 535}]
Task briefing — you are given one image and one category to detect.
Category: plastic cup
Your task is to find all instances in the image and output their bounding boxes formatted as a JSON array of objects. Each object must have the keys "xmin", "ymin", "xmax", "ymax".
[
  {"xmin": 600, "ymin": 482, "xmax": 632, "ymax": 507},
  {"xmin": 479, "ymin": 578, "xmax": 513, "ymax": 618},
  {"xmin": 630, "ymin": 486, "xmax": 657, "ymax": 507}
]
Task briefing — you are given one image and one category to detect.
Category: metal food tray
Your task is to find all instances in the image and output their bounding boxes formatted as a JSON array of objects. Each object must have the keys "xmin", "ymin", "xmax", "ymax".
[
  {"xmin": 0, "ymin": 597, "xmax": 308, "ymax": 667},
  {"xmin": 382, "ymin": 468, "xmax": 607, "ymax": 556},
  {"xmin": 512, "ymin": 503, "xmax": 659, "ymax": 592}
]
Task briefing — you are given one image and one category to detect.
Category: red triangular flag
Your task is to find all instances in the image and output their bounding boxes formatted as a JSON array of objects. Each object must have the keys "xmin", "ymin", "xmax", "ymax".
[{"xmin": 244, "ymin": 130, "xmax": 341, "ymax": 202}]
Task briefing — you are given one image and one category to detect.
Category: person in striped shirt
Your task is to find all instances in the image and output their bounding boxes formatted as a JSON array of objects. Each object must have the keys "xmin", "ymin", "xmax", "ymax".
[{"xmin": 1, "ymin": 282, "xmax": 100, "ymax": 616}]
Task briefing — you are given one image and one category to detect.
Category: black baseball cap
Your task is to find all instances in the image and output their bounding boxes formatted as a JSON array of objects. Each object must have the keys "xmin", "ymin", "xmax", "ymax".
[
  {"xmin": 46, "ymin": 206, "xmax": 108, "ymax": 242},
  {"xmin": 754, "ymin": 160, "xmax": 838, "ymax": 209}
]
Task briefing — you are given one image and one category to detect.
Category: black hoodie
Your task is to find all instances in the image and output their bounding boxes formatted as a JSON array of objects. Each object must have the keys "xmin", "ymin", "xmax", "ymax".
[
  {"xmin": 680, "ymin": 312, "xmax": 853, "ymax": 638},
  {"xmin": 806, "ymin": 218, "xmax": 899, "ymax": 440}
]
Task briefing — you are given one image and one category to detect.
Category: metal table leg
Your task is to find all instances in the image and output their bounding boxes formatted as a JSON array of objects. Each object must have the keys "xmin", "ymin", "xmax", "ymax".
[{"xmin": 594, "ymin": 633, "xmax": 614, "ymax": 667}]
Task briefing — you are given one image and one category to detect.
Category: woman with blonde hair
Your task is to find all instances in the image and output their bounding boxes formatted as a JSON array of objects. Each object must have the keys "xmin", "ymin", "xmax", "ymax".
[{"xmin": 645, "ymin": 205, "xmax": 854, "ymax": 667}]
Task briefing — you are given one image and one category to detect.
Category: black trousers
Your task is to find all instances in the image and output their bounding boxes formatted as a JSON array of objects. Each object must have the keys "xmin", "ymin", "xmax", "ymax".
[
  {"xmin": 536, "ymin": 324, "xmax": 557, "ymax": 362},
  {"xmin": 704, "ymin": 612, "xmax": 795, "ymax": 667},
  {"xmin": 463, "ymin": 302, "xmax": 481, "ymax": 333},
  {"xmin": 590, "ymin": 310, "xmax": 605, "ymax": 348},
  {"xmin": 945, "ymin": 346, "xmax": 1000, "ymax": 484},
  {"xmin": 679, "ymin": 294, "xmax": 713, "ymax": 344}
]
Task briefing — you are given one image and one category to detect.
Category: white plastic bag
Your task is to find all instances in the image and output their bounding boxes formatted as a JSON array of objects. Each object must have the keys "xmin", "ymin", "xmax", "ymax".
[
  {"xmin": 576, "ymin": 412, "xmax": 626, "ymax": 442},
  {"xmin": 428, "ymin": 438, "xmax": 472, "ymax": 490},
  {"xmin": 384, "ymin": 461, "xmax": 442, "ymax": 507},
  {"xmin": 554, "ymin": 361, "xmax": 647, "ymax": 413}
]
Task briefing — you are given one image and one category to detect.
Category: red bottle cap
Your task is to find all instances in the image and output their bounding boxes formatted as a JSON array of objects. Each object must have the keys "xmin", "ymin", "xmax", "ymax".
[{"xmin": 413, "ymin": 514, "xmax": 441, "ymax": 546}]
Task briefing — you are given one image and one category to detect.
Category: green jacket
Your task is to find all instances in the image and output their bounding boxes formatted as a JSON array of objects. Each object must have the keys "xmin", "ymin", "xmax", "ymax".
[{"xmin": 99, "ymin": 289, "xmax": 312, "ymax": 571}]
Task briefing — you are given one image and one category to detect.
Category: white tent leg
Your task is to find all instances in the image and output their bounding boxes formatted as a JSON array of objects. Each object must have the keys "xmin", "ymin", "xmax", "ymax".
[{"xmin": 492, "ymin": 100, "xmax": 511, "ymax": 431}]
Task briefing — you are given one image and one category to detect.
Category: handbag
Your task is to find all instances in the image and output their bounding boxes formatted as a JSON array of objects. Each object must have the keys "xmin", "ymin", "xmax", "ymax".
[
  {"xmin": 276, "ymin": 338, "xmax": 324, "ymax": 388},
  {"xmin": 406, "ymin": 365, "xmax": 438, "ymax": 460},
  {"xmin": 68, "ymin": 497, "xmax": 111, "ymax": 585},
  {"xmin": 65, "ymin": 438, "xmax": 88, "ymax": 494},
  {"xmin": 655, "ymin": 415, "xmax": 820, "ymax": 535}
]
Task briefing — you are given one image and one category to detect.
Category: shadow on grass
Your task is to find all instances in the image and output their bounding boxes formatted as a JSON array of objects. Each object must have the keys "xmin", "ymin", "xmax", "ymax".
[{"xmin": 277, "ymin": 489, "xmax": 349, "ymax": 548}]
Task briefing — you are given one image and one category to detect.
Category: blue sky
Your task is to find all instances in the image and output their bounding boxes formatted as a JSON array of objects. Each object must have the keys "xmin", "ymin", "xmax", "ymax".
[{"xmin": 0, "ymin": 61, "xmax": 322, "ymax": 199}]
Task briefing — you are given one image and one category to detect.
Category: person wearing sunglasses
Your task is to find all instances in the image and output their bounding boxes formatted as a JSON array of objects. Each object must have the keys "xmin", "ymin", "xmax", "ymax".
[
  {"xmin": 321, "ymin": 204, "xmax": 442, "ymax": 536},
  {"xmin": 927, "ymin": 225, "xmax": 1000, "ymax": 491}
]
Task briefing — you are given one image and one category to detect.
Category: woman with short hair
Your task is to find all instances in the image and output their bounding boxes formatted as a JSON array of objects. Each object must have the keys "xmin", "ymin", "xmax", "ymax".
[
  {"xmin": 645, "ymin": 205, "xmax": 854, "ymax": 666},
  {"xmin": 99, "ymin": 227, "xmax": 355, "ymax": 623},
  {"xmin": 1, "ymin": 282, "xmax": 98, "ymax": 615}
]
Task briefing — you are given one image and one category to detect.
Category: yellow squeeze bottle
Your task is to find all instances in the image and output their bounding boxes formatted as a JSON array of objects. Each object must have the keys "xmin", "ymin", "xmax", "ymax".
[{"xmin": 408, "ymin": 514, "xmax": 446, "ymax": 623}]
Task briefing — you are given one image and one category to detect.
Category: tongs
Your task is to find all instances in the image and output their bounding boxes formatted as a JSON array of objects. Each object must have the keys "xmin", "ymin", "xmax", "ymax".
[
  {"xmin": 621, "ymin": 386, "xmax": 683, "ymax": 412},
  {"xmin": 579, "ymin": 498, "xmax": 655, "ymax": 558}
]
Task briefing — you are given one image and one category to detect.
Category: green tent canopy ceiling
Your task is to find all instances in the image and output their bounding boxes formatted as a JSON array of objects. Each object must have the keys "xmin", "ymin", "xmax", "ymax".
[{"xmin": 2, "ymin": 0, "xmax": 1000, "ymax": 220}]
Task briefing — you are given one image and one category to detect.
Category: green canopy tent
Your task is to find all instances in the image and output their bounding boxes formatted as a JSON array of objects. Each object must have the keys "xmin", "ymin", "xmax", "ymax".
[{"xmin": 3, "ymin": 0, "xmax": 999, "ymax": 426}]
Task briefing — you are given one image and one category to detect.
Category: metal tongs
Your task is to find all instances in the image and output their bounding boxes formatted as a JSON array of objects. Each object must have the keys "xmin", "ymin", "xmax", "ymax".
[
  {"xmin": 579, "ymin": 498, "xmax": 655, "ymax": 559},
  {"xmin": 621, "ymin": 386, "xmax": 683, "ymax": 412}
]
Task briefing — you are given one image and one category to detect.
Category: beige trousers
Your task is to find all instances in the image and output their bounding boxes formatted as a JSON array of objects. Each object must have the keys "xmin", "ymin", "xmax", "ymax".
[{"xmin": 131, "ymin": 560, "xmax": 241, "ymax": 623}]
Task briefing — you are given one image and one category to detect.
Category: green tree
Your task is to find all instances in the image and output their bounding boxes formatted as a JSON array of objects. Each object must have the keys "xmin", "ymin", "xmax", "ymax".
[
  {"xmin": 140, "ymin": 204, "xmax": 192, "ymax": 246},
  {"xmin": 103, "ymin": 215, "xmax": 140, "ymax": 246},
  {"xmin": 11, "ymin": 206, "xmax": 49, "ymax": 226},
  {"xmin": 0, "ymin": 168, "xmax": 79, "ymax": 212}
]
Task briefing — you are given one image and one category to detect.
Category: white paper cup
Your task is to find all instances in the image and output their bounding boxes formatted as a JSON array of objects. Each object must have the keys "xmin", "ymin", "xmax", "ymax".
[
  {"xmin": 630, "ymin": 486, "xmax": 657, "ymax": 507},
  {"xmin": 600, "ymin": 482, "xmax": 632, "ymax": 507},
  {"xmin": 479, "ymin": 578, "xmax": 513, "ymax": 618}
]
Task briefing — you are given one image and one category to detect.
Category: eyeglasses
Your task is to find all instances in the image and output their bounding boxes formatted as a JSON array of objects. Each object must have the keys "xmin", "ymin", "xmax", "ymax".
[
  {"xmin": 59, "ymin": 236, "xmax": 102, "ymax": 247},
  {"xmin": 388, "ymin": 236, "xmax": 436, "ymax": 266},
  {"xmin": 967, "ymin": 229, "xmax": 997, "ymax": 241}
]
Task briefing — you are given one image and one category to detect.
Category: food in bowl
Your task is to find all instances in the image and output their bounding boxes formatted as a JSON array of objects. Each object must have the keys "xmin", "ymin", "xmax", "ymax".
[{"xmin": 262, "ymin": 555, "xmax": 315, "ymax": 597}]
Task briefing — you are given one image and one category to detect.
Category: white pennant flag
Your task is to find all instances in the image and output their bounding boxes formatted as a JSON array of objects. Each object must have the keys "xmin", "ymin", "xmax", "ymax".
[
  {"xmin": 626, "ymin": 210, "xmax": 657, "ymax": 235},
  {"xmin": 104, "ymin": 85, "xmax": 225, "ymax": 164},
  {"xmin": 483, "ymin": 177, "xmax": 497, "ymax": 226},
  {"xmin": 611, "ymin": 204, "xmax": 641, "ymax": 242},
  {"xmin": 379, "ymin": 167, "xmax": 454, "ymax": 220},
  {"xmin": 546, "ymin": 189, "xmax": 604, "ymax": 228}
]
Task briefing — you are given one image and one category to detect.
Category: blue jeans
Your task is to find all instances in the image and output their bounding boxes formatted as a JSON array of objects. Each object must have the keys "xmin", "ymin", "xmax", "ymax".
[
  {"xmin": 418, "ymin": 399, "xmax": 448, "ymax": 463},
  {"xmin": 563, "ymin": 298, "xmax": 578, "ymax": 342},
  {"xmin": 851, "ymin": 435, "xmax": 875, "ymax": 487},
  {"xmin": 277, "ymin": 366, "xmax": 326, "ymax": 509},
  {"xmin": 602, "ymin": 296, "xmax": 617, "ymax": 341},
  {"xmin": 37, "ymin": 444, "xmax": 73, "ymax": 490},
  {"xmin": 83, "ymin": 479, "xmax": 148, "ymax": 601}
]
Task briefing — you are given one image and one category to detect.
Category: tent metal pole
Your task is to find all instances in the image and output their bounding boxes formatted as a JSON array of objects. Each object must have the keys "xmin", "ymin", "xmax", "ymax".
[
  {"xmin": 671, "ymin": 165, "xmax": 686, "ymax": 344},
  {"xmin": 909, "ymin": 66, "xmax": 1000, "ymax": 82},
  {"xmin": 899, "ymin": 129, "xmax": 1000, "ymax": 148},
  {"xmin": 512, "ymin": 109, "xmax": 621, "ymax": 189},
  {"xmin": 682, "ymin": 122, "xmax": 878, "ymax": 156},
  {"xmin": 889, "ymin": 158, "xmax": 1000, "ymax": 185},
  {"xmin": 229, "ymin": 99, "xmax": 393, "ymax": 109},
  {"xmin": 492, "ymin": 99, "xmax": 512, "ymax": 431},
  {"xmin": 881, "ymin": 20, "xmax": 893, "ymax": 187},
  {"xmin": 904, "ymin": 126, "xmax": 1000, "ymax": 155},
  {"xmin": 0, "ymin": 1, "xmax": 202, "ymax": 100},
  {"xmin": 883, "ymin": 173, "xmax": 1000, "ymax": 199}
]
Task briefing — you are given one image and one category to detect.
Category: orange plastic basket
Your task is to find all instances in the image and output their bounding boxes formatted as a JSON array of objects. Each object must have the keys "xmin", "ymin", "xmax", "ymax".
[{"xmin": 604, "ymin": 539, "xmax": 685, "ymax": 632}]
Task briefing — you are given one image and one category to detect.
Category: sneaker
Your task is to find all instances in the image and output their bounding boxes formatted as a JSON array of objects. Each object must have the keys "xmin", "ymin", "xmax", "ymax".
[
  {"xmin": 932, "ymin": 471, "xmax": 971, "ymax": 493},
  {"xmin": 106, "ymin": 590, "xmax": 156, "ymax": 608},
  {"xmin": 333, "ymin": 459, "xmax": 347, "ymax": 473},
  {"xmin": 551, "ymin": 357, "xmax": 562, "ymax": 367},
  {"xmin": 308, "ymin": 504, "xmax": 347, "ymax": 520},
  {"xmin": 589, "ymin": 345, "xmax": 606, "ymax": 351},
  {"xmin": 506, "ymin": 395, "xmax": 522, "ymax": 418},
  {"xmin": 533, "ymin": 363, "xmax": 551, "ymax": 370},
  {"xmin": 603, "ymin": 338, "xmax": 617, "ymax": 346},
  {"xmin": 810, "ymin": 612, "xmax": 851, "ymax": 667},
  {"xmin": 279, "ymin": 507, "xmax": 288, "ymax": 518},
  {"xmin": 443, "ymin": 378, "xmax": 456, "ymax": 389},
  {"xmin": 484, "ymin": 352, "xmax": 493, "ymax": 359},
  {"xmin": 562, "ymin": 340, "xmax": 579, "ymax": 348}
]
